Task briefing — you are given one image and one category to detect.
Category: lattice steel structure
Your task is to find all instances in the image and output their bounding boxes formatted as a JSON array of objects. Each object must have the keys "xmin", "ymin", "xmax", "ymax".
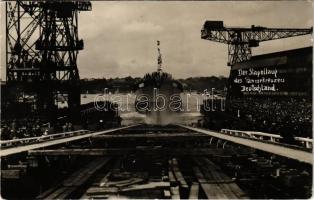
[
  {"xmin": 201, "ymin": 21, "xmax": 312, "ymax": 66},
  {"xmin": 6, "ymin": 1, "xmax": 91, "ymax": 118}
]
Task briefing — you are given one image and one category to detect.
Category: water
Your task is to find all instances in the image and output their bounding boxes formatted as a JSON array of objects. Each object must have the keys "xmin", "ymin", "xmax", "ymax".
[{"xmin": 79, "ymin": 92, "xmax": 204, "ymax": 125}]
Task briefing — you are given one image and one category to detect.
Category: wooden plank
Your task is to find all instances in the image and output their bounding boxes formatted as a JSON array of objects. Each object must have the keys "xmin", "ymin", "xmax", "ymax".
[
  {"xmin": 67, "ymin": 158, "xmax": 109, "ymax": 186},
  {"xmin": 200, "ymin": 158, "xmax": 232, "ymax": 182},
  {"xmin": 81, "ymin": 194, "xmax": 110, "ymax": 199},
  {"xmin": 164, "ymin": 190, "xmax": 171, "ymax": 198},
  {"xmin": 169, "ymin": 158, "xmax": 188, "ymax": 189},
  {"xmin": 198, "ymin": 158, "xmax": 247, "ymax": 199},
  {"xmin": 196, "ymin": 158, "xmax": 234, "ymax": 199},
  {"xmin": 86, "ymin": 187, "xmax": 119, "ymax": 194},
  {"xmin": 105, "ymin": 177, "xmax": 144, "ymax": 187},
  {"xmin": 202, "ymin": 158, "xmax": 247, "ymax": 198},
  {"xmin": 79, "ymin": 193, "xmax": 90, "ymax": 199},
  {"xmin": 170, "ymin": 186, "xmax": 180, "ymax": 199},
  {"xmin": 226, "ymin": 182, "xmax": 249, "ymax": 199},
  {"xmin": 36, "ymin": 184, "xmax": 61, "ymax": 199},
  {"xmin": 115, "ymin": 178, "xmax": 145, "ymax": 187},
  {"xmin": 168, "ymin": 167, "xmax": 177, "ymax": 185},
  {"xmin": 98, "ymin": 171, "xmax": 111, "ymax": 187},
  {"xmin": 193, "ymin": 166, "xmax": 213, "ymax": 198},
  {"xmin": 217, "ymin": 183, "xmax": 238, "ymax": 199},
  {"xmin": 63, "ymin": 158, "xmax": 109, "ymax": 186},
  {"xmin": 44, "ymin": 186, "xmax": 70, "ymax": 199},
  {"xmin": 188, "ymin": 182, "xmax": 199, "ymax": 199},
  {"xmin": 192, "ymin": 163, "xmax": 228, "ymax": 199},
  {"xmin": 121, "ymin": 182, "xmax": 170, "ymax": 192},
  {"xmin": 55, "ymin": 187, "xmax": 77, "ymax": 200},
  {"xmin": 63, "ymin": 166, "xmax": 91, "ymax": 186},
  {"xmin": 87, "ymin": 194, "xmax": 110, "ymax": 199},
  {"xmin": 38, "ymin": 158, "xmax": 110, "ymax": 199},
  {"xmin": 192, "ymin": 167, "xmax": 206, "ymax": 184}
]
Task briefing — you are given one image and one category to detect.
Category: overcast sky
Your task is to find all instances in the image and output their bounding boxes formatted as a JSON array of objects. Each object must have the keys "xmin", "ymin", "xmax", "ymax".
[{"xmin": 1, "ymin": 1, "xmax": 313, "ymax": 79}]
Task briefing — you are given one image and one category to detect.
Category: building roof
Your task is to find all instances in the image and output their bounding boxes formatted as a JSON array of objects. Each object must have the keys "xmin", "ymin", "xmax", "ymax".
[
  {"xmin": 232, "ymin": 46, "xmax": 312, "ymax": 70},
  {"xmin": 251, "ymin": 46, "xmax": 312, "ymax": 60}
]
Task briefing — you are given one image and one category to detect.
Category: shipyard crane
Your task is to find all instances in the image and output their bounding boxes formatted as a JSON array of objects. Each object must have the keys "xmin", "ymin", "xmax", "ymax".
[
  {"xmin": 5, "ymin": 1, "xmax": 91, "ymax": 120},
  {"xmin": 201, "ymin": 21, "xmax": 312, "ymax": 66}
]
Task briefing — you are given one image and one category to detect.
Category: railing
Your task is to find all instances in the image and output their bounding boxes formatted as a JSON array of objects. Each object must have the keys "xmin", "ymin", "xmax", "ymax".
[
  {"xmin": 0, "ymin": 130, "xmax": 90, "ymax": 148},
  {"xmin": 221, "ymin": 129, "xmax": 313, "ymax": 149},
  {"xmin": 295, "ymin": 137, "xmax": 313, "ymax": 149}
]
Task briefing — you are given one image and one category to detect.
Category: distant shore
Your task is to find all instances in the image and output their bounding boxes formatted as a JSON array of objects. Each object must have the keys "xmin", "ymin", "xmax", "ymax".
[{"xmin": 80, "ymin": 76, "xmax": 228, "ymax": 93}]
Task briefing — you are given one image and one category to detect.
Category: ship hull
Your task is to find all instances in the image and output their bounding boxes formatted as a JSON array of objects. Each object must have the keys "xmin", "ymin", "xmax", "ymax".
[{"xmin": 134, "ymin": 72, "xmax": 183, "ymax": 125}]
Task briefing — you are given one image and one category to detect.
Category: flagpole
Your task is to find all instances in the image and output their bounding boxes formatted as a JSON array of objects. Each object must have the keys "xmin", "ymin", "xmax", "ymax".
[{"xmin": 157, "ymin": 40, "xmax": 162, "ymax": 72}]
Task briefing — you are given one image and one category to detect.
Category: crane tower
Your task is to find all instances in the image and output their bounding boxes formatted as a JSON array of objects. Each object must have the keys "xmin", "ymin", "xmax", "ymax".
[
  {"xmin": 201, "ymin": 21, "xmax": 312, "ymax": 66},
  {"xmin": 5, "ymin": 1, "xmax": 91, "ymax": 119}
]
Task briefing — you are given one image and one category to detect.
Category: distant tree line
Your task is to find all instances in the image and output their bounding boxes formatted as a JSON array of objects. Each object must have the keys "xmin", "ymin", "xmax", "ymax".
[
  {"xmin": 80, "ymin": 76, "xmax": 228, "ymax": 93},
  {"xmin": 178, "ymin": 76, "xmax": 228, "ymax": 92}
]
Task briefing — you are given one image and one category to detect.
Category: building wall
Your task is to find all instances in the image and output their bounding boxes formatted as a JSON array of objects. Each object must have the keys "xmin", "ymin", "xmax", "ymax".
[{"xmin": 228, "ymin": 47, "xmax": 312, "ymax": 98}]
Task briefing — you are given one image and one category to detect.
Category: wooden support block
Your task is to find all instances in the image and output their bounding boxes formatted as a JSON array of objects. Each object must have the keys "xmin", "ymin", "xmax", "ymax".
[
  {"xmin": 188, "ymin": 182, "xmax": 199, "ymax": 199},
  {"xmin": 121, "ymin": 182, "xmax": 170, "ymax": 192},
  {"xmin": 170, "ymin": 186, "xmax": 180, "ymax": 199},
  {"xmin": 170, "ymin": 158, "xmax": 188, "ymax": 189},
  {"xmin": 115, "ymin": 178, "xmax": 145, "ymax": 187},
  {"xmin": 86, "ymin": 187, "xmax": 119, "ymax": 194},
  {"xmin": 168, "ymin": 167, "xmax": 177, "ymax": 185},
  {"xmin": 85, "ymin": 194, "xmax": 110, "ymax": 199},
  {"xmin": 164, "ymin": 190, "xmax": 171, "ymax": 198},
  {"xmin": 99, "ymin": 171, "xmax": 111, "ymax": 187}
]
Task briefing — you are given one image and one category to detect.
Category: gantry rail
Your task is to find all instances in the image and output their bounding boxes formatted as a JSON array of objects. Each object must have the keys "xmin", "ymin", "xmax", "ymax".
[
  {"xmin": 1, "ymin": 124, "xmax": 312, "ymax": 165},
  {"xmin": 0, "ymin": 125, "xmax": 139, "ymax": 157},
  {"xmin": 221, "ymin": 129, "xmax": 313, "ymax": 149},
  {"xmin": 179, "ymin": 125, "xmax": 312, "ymax": 164}
]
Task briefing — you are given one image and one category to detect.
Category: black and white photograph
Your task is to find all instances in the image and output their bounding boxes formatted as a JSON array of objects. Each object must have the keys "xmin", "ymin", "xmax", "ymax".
[{"xmin": 0, "ymin": 1, "xmax": 313, "ymax": 199}]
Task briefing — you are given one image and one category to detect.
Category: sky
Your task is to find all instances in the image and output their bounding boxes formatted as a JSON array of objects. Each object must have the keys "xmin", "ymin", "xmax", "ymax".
[{"xmin": 0, "ymin": 1, "xmax": 313, "ymax": 80}]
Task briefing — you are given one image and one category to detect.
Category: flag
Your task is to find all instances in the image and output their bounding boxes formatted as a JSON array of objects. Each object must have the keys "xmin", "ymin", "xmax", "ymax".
[{"xmin": 158, "ymin": 55, "xmax": 162, "ymax": 64}]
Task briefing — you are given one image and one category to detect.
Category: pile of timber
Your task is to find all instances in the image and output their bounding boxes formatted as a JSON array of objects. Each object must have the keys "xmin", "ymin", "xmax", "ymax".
[
  {"xmin": 82, "ymin": 157, "xmax": 201, "ymax": 199},
  {"xmin": 81, "ymin": 158, "xmax": 167, "ymax": 199},
  {"xmin": 82, "ymin": 168, "xmax": 169, "ymax": 199}
]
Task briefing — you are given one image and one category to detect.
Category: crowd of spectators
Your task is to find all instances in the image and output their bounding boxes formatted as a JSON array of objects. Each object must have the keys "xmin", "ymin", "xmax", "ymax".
[
  {"xmin": 1, "ymin": 100, "xmax": 122, "ymax": 140},
  {"xmin": 226, "ymin": 97, "xmax": 312, "ymax": 138},
  {"xmin": 1, "ymin": 118, "xmax": 47, "ymax": 140},
  {"xmin": 0, "ymin": 117, "xmax": 76, "ymax": 140}
]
